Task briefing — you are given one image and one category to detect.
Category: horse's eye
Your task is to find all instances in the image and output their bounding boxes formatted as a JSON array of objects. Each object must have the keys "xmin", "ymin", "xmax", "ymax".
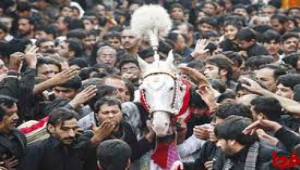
[
  {"xmin": 169, "ymin": 87, "xmax": 174, "ymax": 91},
  {"xmin": 179, "ymin": 87, "xmax": 183, "ymax": 91}
]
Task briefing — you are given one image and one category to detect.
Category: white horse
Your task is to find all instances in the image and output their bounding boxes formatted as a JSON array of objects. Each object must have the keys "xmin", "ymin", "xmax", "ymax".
[
  {"xmin": 137, "ymin": 51, "xmax": 192, "ymax": 138},
  {"xmin": 126, "ymin": 51, "xmax": 206, "ymax": 170}
]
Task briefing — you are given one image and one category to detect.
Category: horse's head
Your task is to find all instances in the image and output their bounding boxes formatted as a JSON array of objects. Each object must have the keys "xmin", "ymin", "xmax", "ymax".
[{"xmin": 138, "ymin": 51, "xmax": 190, "ymax": 137}]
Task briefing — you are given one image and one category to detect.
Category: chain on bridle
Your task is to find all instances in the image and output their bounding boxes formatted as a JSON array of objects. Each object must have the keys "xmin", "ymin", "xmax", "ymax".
[{"xmin": 140, "ymin": 71, "xmax": 183, "ymax": 117}]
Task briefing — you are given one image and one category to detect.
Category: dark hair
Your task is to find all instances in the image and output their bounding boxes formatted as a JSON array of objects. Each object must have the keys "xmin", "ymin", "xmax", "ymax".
[
  {"xmin": 197, "ymin": 17, "xmax": 218, "ymax": 29},
  {"xmin": 271, "ymin": 14, "xmax": 288, "ymax": 24},
  {"xmin": 209, "ymin": 78, "xmax": 226, "ymax": 93},
  {"xmin": 118, "ymin": 57, "xmax": 139, "ymax": 71},
  {"xmin": 65, "ymin": 38, "xmax": 84, "ymax": 57},
  {"xmin": 281, "ymin": 32, "xmax": 299, "ymax": 43},
  {"xmin": 94, "ymin": 97, "xmax": 122, "ymax": 114},
  {"xmin": 214, "ymin": 115, "xmax": 257, "ymax": 145},
  {"xmin": 138, "ymin": 48, "xmax": 154, "ymax": 60},
  {"xmin": 43, "ymin": 98, "xmax": 71, "ymax": 115},
  {"xmin": 217, "ymin": 91, "xmax": 236, "ymax": 103},
  {"xmin": 215, "ymin": 102, "xmax": 253, "ymax": 120},
  {"xmin": 222, "ymin": 51, "xmax": 243, "ymax": 68},
  {"xmin": 282, "ymin": 52, "xmax": 300, "ymax": 69},
  {"xmin": 251, "ymin": 96, "xmax": 282, "ymax": 121},
  {"xmin": 97, "ymin": 139, "xmax": 131, "ymax": 170},
  {"xmin": 69, "ymin": 58, "xmax": 89, "ymax": 68},
  {"xmin": 223, "ymin": 19, "xmax": 243, "ymax": 30},
  {"xmin": 169, "ymin": 3, "xmax": 184, "ymax": 13},
  {"xmin": 277, "ymin": 74, "xmax": 300, "ymax": 89},
  {"xmin": 103, "ymin": 31, "xmax": 121, "ymax": 41},
  {"xmin": 259, "ymin": 64, "xmax": 287, "ymax": 79},
  {"xmin": 205, "ymin": 55, "xmax": 233, "ymax": 81},
  {"xmin": 244, "ymin": 55, "xmax": 274, "ymax": 70},
  {"xmin": 35, "ymin": 38, "xmax": 53, "ymax": 47},
  {"xmin": 0, "ymin": 22, "xmax": 8, "ymax": 33},
  {"xmin": 57, "ymin": 76, "xmax": 82, "ymax": 90},
  {"xmin": 7, "ymin": 38, "xmax": 32, "ymax": 55},
  {"xmin": 88, "ymin": 85, "xmax": 117, "ymax": 112},
  {"xmin": 79, "ymin": 67, "xmax": 98, "ymax": 80},
  {"xmin": 16, "ymin": 1, "xmax": 31, "ymax": 12},
  {"xmin": 47, "ymin": 108, "xmax": 78, "ymax": 127},
  {"xmin": 237, "ymin": 28, "xmax": 257, "ymax": 41},
  {"xmin": 0, "ymin": 95, "xmax": 17, "ymax": 121},
  {"xmin": 293, "ymin": 84, "xmax": 300, "ymax": 102},
  {"xmin": 187, "ymin": 59, "xmax": 205, "ymax": 71},
  {"xmin": 261, "ymin": 30, "xmax": 280, "ymax": 43},
  {"xmin": 66, "ymin": 28, "xmax": 87, "ymax": 39}
]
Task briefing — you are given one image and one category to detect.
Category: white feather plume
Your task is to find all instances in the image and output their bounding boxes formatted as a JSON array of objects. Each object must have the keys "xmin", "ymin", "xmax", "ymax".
[{"xmin": 131, "ymin": 4, "xmax": 172, "ymax": 52}]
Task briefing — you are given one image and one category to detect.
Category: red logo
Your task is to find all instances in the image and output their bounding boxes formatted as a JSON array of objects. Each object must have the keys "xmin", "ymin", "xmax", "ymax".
[{"xmin": 272, "ymin": 151, "xmax": 300, "ymax": 169}]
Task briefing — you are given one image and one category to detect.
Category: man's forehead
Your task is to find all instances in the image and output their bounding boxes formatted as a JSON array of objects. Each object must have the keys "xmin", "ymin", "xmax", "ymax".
[
  {"xmin": 122, "ymin": 30, "xmax": 137, "ymax": 36},
  {"xmin": 60, "ymin": 119, "xmax": 79, "ymax": 128},
  {"xmin": 54, "ymin": 86, "xmax": 75, "ymax": 91}
]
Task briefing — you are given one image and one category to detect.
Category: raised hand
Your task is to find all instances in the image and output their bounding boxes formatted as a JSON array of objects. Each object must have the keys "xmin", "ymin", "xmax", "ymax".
[
  {"xmin": 24, "ymin": 46, "xmax": 38, "ymax": 68},
  {"xmin": 69, "ymin": 85, "xmax": 97, "ymax": 108},
  {"xmin": 243, "ymin": 119, "xmax": 282, "ymax": 135},
  {"xmin": 240, "ymin": 77, "xmax": 264, "ymax": 94},
  {"xmin": 178, "ymin": 66, "xmax": 209, "ymax": 86},
  {"xmin": 49, "ymin": 66, "xmax": 79, "ymax": 86},
  {"xmin": 191, "ymin": 39, "xmax": 209, "ymax": 59},
  {"xmin": 91, "ymin": 121, "xmax": 116, "ymax": 144},
  {"xmin": 193, "ymin": 124, "xmax": 212, "ymax": 140},
  {"xmin": 9, "ymin": 52, "xmax": 24, "ymax": 71}
]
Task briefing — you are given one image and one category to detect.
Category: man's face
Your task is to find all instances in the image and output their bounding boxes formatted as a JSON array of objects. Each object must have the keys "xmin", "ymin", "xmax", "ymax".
[
  {"xmin": 224, "ymin": 25, "xmax": 239, "ymax": 40},
  {"xmin": 58, "ymin": 41, "xmax": 70, "ymax": 59},
  {"xmin": 289, "ymin": 9, "xmax": 300, "ymax": 17},
  {"xmin": 48, "ymin": 64, "xmax": 60, "ymax": 75},
  {"xmin": 39, "ymin": 41, "xmax": 56, "ymax": 54},
  {"xmin": 174, "ymin": 34, "xmax": 186, "ymax": 52},
  {"xmin": 170, "ymin": 7, "xmax": 184, "ymax": 21},
  {"xmin": 255, "ymin": 68, "xmax": 277, "ymax": 92},
  {"xmin": 107, "ymin": 37, "xmax": 121, "ymax": 50},
  {"xmin": 121, "ymin": 30, "xmax": 140, "ymax": 51},
  {"xmin": 282, "ymin": 37, "xmax": 299, "ymax": 55},
  {"xmin": 120, "ymin": 62, "xmax": 140, "ymax": 83},
  {"xmin": 97, "ymin": 104, "xmax": 122, "ymax": 127},
  {"xmin": 53, "ymin": 86, "xmax": 78, "ymax": 100},
  {"xmin": 203, "ymin": 3, "xmax": 216, "ymax": 15},
  {"xmin": 276, "ymin": 83, "xmax": 294, "ymax": 99},
  {"xmin": 198, "ymin": 23, "xmax": 215, "ymax": 33},
  {"xmin": 216, "ymin": 139, "xmax": 235, "ymax": 156},
  {"xmin": 270, "ymin": 19, "xmax": 285, "ymax": 34},
  {"xmin": 263, "ymin": 40, "xmax": 280, "ymax": 56},
  {"xmin": 96, "ymin": 48, "xmax": 117, "ymax": 67},
  {"xmin": 56, "ymin": 17, "xmax": 67, "ymax": 31},
  {"xmin": 0, "ymin": 104, "xmax": 19, "ymax": 133},
  {"xmin": 83, "ymin": 35, "xmax": 96, "ymax": 50},
  {"xmin": 52, "ymin": 118, "xmax": 79, "ymax": 145},
  {"xmin": 204, "ymin": 64, "xmax": 221, "ymax": 79},
  {"xmin": 238, "ymin": 40, "xmax": 254, "ymax": 50},
  {"xmin": 262, "ymin": 7, "xmax": 276, "ymax": 16},
  {"xmin": 104, "ymin": 78, "xmax": 129, "ymax": 102},
  {"xmin": 83, "ymin": 19, "xmax": 94, "ymax": 30},
  {"xmin": 37, "ymin": 64, "xmax": 55, "ymax": 80},
  {"xmin": 17, "ymin": 18, "xmax": 33, "ymax": 36},
  {"xmin": 234, "ymin": 8, "xmax": 248, "ymax": 18}
]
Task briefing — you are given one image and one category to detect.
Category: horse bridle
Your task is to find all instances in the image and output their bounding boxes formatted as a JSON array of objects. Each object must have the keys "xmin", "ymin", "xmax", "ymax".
[{"xmin": 140, "ymin": 71, "xmax": 182, "ymax": 117}]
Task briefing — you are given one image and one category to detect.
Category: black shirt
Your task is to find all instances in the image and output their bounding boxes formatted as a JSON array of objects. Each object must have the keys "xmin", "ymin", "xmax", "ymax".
[{"xmin": 20, "ymin": 132, "xmax": 96, "ymax": 170}]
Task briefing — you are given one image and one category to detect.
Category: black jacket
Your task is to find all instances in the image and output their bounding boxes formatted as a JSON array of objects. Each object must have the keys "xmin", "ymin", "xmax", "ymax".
[
  {"xmin": 20, "ymin": 131, "xmax": 96, "ymax": 170},
  {"xmin": 0, "ymin": 68, "xmax": 36, "ymax": 121},
  {"xmin": 0, "ymin": 129, "xmax": 26, "ymax": 170}
]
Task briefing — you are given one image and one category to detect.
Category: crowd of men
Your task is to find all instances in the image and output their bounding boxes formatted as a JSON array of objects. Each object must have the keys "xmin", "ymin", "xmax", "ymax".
[{"xmin": 0, "ymin": 0, "xmax": 300, "ymax": 170}]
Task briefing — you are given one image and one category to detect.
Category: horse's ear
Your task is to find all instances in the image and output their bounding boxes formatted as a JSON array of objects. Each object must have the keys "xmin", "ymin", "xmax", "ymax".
[
  {"xmin": 137, "ymin": 56, "xmax": 149, "ymax": 71},
  {"xmin": 166, "ymin": 50, "xmax": 174, "ymax": 65}
]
